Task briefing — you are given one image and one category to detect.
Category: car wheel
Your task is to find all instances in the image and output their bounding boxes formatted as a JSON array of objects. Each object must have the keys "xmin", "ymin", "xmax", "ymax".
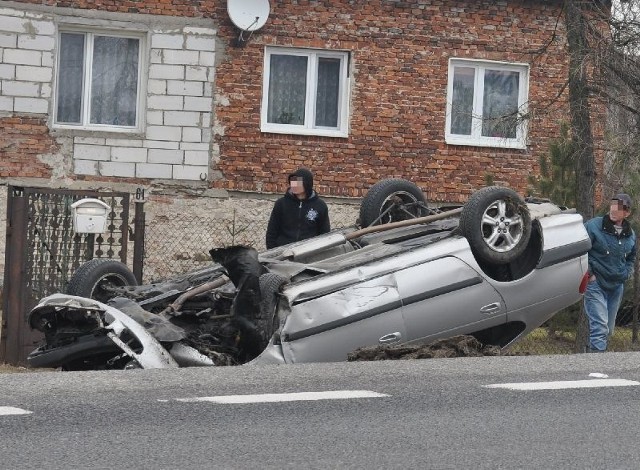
[
  {"xmin": 65, "ymin": 258, "xmax": 137, "ymax": 302},
  {"xmin": 259, "ymin": 273, "xmax": 288, "ymax": 343},
  {"xmin": 359, "ymin": 178, "xmax": 429, "ymax": 227},
  {"xmin": 459, "ymin": 186, "xmax": 531, "ymax": 264}
]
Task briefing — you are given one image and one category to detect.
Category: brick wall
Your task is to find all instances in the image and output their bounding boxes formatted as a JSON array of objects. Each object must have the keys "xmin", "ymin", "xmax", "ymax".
[
  {"xmin": 1, "ymin": 0, "xmax": 607, "ymax": 204},
  {"xmin": 209, "ymin": 0, "xmax": 602, "ymax": 203}
]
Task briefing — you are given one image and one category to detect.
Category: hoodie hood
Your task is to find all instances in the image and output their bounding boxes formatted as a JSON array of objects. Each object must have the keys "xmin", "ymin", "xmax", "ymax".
[{"xmin": 288, "ymin": 168, "xmax": 314, "ymax": 198}]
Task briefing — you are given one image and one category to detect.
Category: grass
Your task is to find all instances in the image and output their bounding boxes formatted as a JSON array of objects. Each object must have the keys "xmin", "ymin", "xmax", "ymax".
[{"xmin": 508, "ymin": 326, "xmax": 640, "ymax": 355}]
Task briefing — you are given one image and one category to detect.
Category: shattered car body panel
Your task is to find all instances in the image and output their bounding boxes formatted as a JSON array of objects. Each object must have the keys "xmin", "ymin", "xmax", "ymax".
[{"xmin": 26, "ymin": 185, "xmax": 591, "ymax": 370}]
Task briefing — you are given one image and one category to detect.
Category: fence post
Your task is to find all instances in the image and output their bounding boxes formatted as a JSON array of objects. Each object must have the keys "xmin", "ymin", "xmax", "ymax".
[
  {"xmin": 132, "ymin": 189, "xmax": 146, "ymax": 284},
  {"xmin": 1, "ymin": 187, "xmax": 28, "ymax": 364}
]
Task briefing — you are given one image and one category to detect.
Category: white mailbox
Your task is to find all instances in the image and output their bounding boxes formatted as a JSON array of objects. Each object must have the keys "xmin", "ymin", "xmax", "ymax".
[{"xmin": 71, "ymin": 198, "xmax": 110, "ymax": 234}]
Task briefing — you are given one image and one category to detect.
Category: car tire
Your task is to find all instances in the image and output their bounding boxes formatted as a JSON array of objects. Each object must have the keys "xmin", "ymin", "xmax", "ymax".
[
  {"xmin": 459, "ymin": 186, "xmax": 531, "ymax": 264},
  {"xmin": 259, "ymin": 273, "xmax": 288, "ymax": 343},
  {"xmin": 65, "ymin": 258, "xmax": 137, "ymax": 302},
  {"xmin": 359, "ymin": 178, "xmax": 429, "ymax": 227}
]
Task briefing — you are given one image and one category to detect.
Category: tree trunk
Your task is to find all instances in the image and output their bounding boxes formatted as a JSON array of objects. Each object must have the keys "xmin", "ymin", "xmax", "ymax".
[{"xmin": 565, "ymin": 0, "xmax": 596, "ymax": 353}]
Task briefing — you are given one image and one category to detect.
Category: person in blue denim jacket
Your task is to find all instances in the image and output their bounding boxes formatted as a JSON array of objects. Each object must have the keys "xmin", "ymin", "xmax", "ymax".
[{"xmin": 583, "ymin": 193, "xmax": 636, "ymax": 352}]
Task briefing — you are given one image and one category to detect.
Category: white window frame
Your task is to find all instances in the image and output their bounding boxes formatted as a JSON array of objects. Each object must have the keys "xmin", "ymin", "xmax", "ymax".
[
  {"xmin": 53, "ymin": 28, "xmax": 146, "ymax": 133},
  {"xmin": 445, "ymin": 58, "xmax": 529, "ymax": 149},
  {"xmin": 261, "ymin": 47, "xmax": 350, "ymax": 138}
]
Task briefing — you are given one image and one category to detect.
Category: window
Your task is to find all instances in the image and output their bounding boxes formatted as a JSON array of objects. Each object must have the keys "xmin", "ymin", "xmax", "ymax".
[
  {"xmin": 55, "ymin": 31, "xmax": 143, "ymax": 131},
  {"xmin": 261, "ymin": 47, "xmax": 350, "ymax": 137},
  {"xmin": 445, "ymin": 59, "xmax": 529, "ymax": 149}
]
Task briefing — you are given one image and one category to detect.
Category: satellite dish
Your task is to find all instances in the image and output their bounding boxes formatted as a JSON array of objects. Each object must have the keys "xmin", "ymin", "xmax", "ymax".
[{"xmin": 227, "ymin": 0, "xmax": 270, "ymax": 32}]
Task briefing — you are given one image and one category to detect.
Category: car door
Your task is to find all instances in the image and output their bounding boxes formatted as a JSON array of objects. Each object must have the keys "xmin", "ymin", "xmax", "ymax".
[
  {"xmin": 279, "ymin": 272, "xmax": 408, "ymax": 363},
  {"xmin": 396, "ymin": 256, "xmax": 506, "ymax": 343}
]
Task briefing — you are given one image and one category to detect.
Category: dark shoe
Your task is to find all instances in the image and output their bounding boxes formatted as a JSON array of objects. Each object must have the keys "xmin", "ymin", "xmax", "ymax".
[{"xmin": 586, "ymin": 347, "xmax": 605, "ymax": 353}]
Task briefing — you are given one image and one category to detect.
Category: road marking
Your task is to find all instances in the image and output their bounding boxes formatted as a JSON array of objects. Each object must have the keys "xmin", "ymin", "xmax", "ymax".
[
  {"xmin": 0, "ymin": 406, "xmax": 33, "ymax": 416},
  {"xmin": 173, "ymin": 390, "xmax": 390, "ymax": 404},
  {"xmin": 485, "ymin": 379, "xmax": 640, "ymax": 391}
]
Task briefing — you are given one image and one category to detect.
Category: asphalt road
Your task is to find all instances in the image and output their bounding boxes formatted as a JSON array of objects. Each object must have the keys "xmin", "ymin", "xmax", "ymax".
[{"xmin": 2, "ymin": 353, "xmax": 640, "ymax": 469}]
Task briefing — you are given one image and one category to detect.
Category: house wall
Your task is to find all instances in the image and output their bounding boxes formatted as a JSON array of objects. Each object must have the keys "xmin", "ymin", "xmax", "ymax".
[
  {"xmin": 0, "ymin": 0, "xmax": 608, "ymax": 279},
  {"xmin": 210, "ymin": 0, "xmax": 590, "ymax": 203}
]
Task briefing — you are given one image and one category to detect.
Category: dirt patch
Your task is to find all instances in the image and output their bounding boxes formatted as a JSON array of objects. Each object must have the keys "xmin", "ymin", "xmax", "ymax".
[
  {"xmin": 348, "ymin": 335, "xmax": 501, "ymax": 361},
  {"xmin": 0, "ymin": 364, "xmax": 52, "ymax": 373}
]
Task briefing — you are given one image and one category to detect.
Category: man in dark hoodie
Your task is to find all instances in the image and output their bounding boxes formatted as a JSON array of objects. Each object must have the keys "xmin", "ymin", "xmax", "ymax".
[{"xmin": 265, "ymin": 168, "xmax": 330, "ymax": 249}]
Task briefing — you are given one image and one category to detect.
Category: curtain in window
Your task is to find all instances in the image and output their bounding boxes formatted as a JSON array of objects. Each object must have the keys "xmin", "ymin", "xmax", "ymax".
[
  {"xmin": 267, "ymin": 54, "xmax": 307, "ymax": 125},
  {"xmin": 56, "ymin": 33, "xmax": 85, "ymax": 124},
  {"xmin": 450, "ymin": 67, "xmax": 475, "ymax": 135},
  {"xmin": 315, "ymin": 58, "xmax": 340, "ymax": 128},
  {"xmin": 482, "ymin": 70, "xmax": 519, "ymax": 139},
  {"xmin": 90, "ymin": 36, "xmax": 139, "ymax": 126}
]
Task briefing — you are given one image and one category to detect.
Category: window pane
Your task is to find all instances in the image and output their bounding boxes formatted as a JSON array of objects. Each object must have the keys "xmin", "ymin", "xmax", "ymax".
[
  {"xmin": 450, "ymin": 66, "xmax": 475, "ymax": 135},
  {"xmin": 315, "ymin": 57, "xmax": 340, "ymax": 128},
  {"xmin": 90, "ymin": 36, "xmax": 139, "ymax": 126},
  {"xmin": 56, "ymin": 33, "xmax": 85, "ymax": 124},
  {"xmin": 267, "ymin": 54, "xmax": 307, "ymax": 125},
  {"xmin": 481, "ymin": 70, "xmax": 519, "ymax": 139}
]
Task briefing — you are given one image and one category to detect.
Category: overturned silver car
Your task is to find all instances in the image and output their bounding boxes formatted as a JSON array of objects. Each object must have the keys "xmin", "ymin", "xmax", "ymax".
[{"xmin": 27, "ymin": 180, "xmax": 591, "ymax": 370}]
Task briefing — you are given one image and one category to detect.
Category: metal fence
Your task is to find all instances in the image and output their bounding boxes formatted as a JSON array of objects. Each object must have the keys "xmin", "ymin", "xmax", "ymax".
[{"xmin": 141, "ymin": 208, "xmax": 357, "ymax": 281}]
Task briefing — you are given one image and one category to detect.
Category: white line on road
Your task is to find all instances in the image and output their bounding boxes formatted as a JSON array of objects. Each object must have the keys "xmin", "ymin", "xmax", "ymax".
[
  {"xmin": 485, "ymin": 379, "xmax": 640, "ymax": 391},
  {"xmin": 173, "ymin": 390, "xmax": 390, "ymax": 404},
  {"xmin": 0, "ymin": 406, "xmax": 33, "ymax": 416}
]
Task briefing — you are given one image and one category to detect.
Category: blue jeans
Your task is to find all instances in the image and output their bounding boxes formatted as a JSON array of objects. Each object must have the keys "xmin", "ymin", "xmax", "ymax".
[{"xmin": 583, "ymin": 279, "xmax": 624, "ymax": 351}]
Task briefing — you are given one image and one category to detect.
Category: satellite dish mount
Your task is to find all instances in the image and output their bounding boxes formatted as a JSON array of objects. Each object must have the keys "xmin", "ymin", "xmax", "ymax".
[{"xmin": 227, "ymin": 0, "xmax": 270, "ymax": 48}]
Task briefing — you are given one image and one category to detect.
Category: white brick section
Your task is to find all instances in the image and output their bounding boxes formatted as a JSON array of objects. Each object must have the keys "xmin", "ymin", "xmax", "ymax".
[
  {"xmin": 149, "ymin": 64, "xmax": 184, "ymax": 80},
  {"xmin": 74, "ymin": 144, "xmax": 111, "ymax": 161},
  {"xmin": 185, "ymin": 35, "xmax": 215, "ymax": 51},
  {"xmin": 2, "ymin": 80, "xmax": 39, "ymax": 97},
  {"xmin": 74, "ymin": 159, "xmax": 99, "ymax": 176},
  {"xmin": 184, "ymin": 150, "xmax": 209, "ymax": 166},
  {"xmin": 147, "ymin": 95, "xmax": 183, "ymax": 111},
  {"xmin": 184, "ymin": 27, "xmax": 217, "ymax": 35},
  {"xmin": 150, "ymin": 49, "xmax": 162, "ymax": 64},
  {"xmin": 106, "ymin": 138, "xmax": 143, "ymax": 147},
  {"xmin": 144, "ymin": 140, "xmax": 179, "ymax": 149},
  {"xmin": 3, "ymin": 48, "xmax": 41, "ymax": 66},
  {"xmin": 148, "ymin": 79, "xmax": 167, "ymax": 95},
  {"xmin": 199, "ymin": 51, "xmax": 215, "ymax": 67},
  {"xmin": 111, "ymin": 147, "xmax": 148, "ymax": 163},
  {"xmin": 14, "ymin": 97, "xmax": 48, "ymax": 113},
  {"xmin": 41, "ymin": 51, "xmax": 53, "ymax": 67},
  {"xmin": 167, "ymin": 80, "xmax": 203, "ymax": 97},
  {"xmin": 0, "ymin": 15, "xmax": 27, "ymax": 33},
  {"xmin": 163, "ymin": 49, "xmax": 199, "ymax": 65},
  {"xmin": 181, "ymin": 127, "xmax": 202, "ymax": 142},
  {"xmin": 146, "ymin": 110, "xmax": 164, "ymax": 125},
  {"xmin": 185, "ymin": 66, "xmax": 208, "ymax": 82},
  {"xmin": 148, "ymin": 148, "xmax": 183, "ymax": 164},
  {"xmin": 180, "ymin": 142, "xmax": 209, "ymax": 151},
  {"xmin": 99, "ymin": 162, "xmax": 135, "ymax": 177},
  {"xmin": 30, "ymin": 20, "xmax": 55, "ymax": 36},
  {"xmin": 75, "ymin": 136, "xmax": 106, "ymax": 145},
  {"xmin": 184, "ymin": 96, "xmax": 212, "ymax": 112},
  {"xmin": 173, "ymin": 165, "xmax": 208, "ymax": 180},
  {"xmin": 0, "ymin": 64, "xmax": 15, "ymax": 80},
  {"xmin": 40, "ymin": 83, "xmax": 52, "ymax": 98},
  {"xmin": 163, "ymin": 110, "xmax": 200, "ymax": 127},
  {"xmin": 18, "ymin": 35, "xmax": 55, "ymax": 51},
  {"xmin": 16, "ymin": 65, "xmax": 52, "ymax": 82},
  {"xmin": 151, "ymin": 34, "xmax": 183, "ymax": 49},
  {"xmin": 136, "ymin": 163, "xmax": 172, "ymax": 179},
  {"xmin": 0, "ymin": 96, "xmax": 13, "ymax": 111},
  {"xmin": 0, "ymin": 33, "xmax": 17, "ymax": 48},
  {"xmin": 146, "ymin": 125, "xmax": 182, "ymax": 141}
]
